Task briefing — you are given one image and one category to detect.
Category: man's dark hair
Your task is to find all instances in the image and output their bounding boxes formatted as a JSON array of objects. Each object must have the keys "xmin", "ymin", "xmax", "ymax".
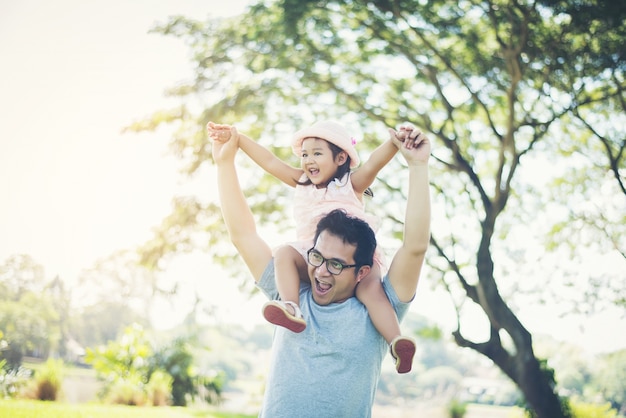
[{"xmin": 313, "ymin": 209, "xmax": 377, "ymax": 272}]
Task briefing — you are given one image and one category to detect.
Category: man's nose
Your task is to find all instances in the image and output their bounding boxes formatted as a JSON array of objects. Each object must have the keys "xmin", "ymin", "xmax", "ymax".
[{"xmin": 316, "ymin": 262, "xmax": 331, "ymax": 275}]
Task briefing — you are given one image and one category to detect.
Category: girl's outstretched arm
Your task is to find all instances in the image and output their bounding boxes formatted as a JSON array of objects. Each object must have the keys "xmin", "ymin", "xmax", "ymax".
[
  {"xmin": 238, "ymin": 133, "xmax": 303, "ymax": 187},
  {"xmin": 350, "ymin": 135, "xmax": 399, "ymax": 195},
  {"xmin": 207, "ymin": 121, "xmax": 303, "ymax": 187}
]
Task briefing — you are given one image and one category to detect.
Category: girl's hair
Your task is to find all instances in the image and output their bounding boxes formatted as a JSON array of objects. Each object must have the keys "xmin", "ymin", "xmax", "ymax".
[
  {"xmin": 295, "ymin": 139, "xmax": 351, "ymax": 187},
  {"xmin": 313, "ymin": 209, "xmax": 376, "ymax": 272}
]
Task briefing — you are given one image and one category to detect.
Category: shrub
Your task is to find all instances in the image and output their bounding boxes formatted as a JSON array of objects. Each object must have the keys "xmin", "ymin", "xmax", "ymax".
[
  {"xmin": 570, "ymin": 400, "xmax": 618, "ymax": 418},
  {"xmin": 86, "ymin": 325, "xmax": 224, "ymax": 407},
  {"xmin": 0, "ymin": 359, "xmax": 32, "ymax": 398},
  {"xmin": 146, "ymin": 370, "xmax": 172, "ymax": 406},
  {"xmin": 104, "ymin": 375, "xmax": 147, "ymax": 406},
  {"xmin": 447, "ymin": 398, "xmax": 467, "ymax": 418},
  {"xmin": 30, "ymin": 358, "xmax": 64, "ymax": 401}
]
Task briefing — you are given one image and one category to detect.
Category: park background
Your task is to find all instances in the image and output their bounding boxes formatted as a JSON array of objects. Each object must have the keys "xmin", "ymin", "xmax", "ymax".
[{"xmin": 1, "ymin": 0, "xmax": 624, "ymax": 417}]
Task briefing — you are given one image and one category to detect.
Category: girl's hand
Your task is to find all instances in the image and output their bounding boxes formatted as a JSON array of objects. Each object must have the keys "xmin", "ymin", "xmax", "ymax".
[
  {"xmin": 207, "ymin": 121, "xmax": 234, "ymax": 143},
  {"xmin": 211, "ymin": 126, "xmax": 240, "ymax": 164},
  {"xmin": 389, "ymin": 124, "xmax": 431, "ymax": 165}
]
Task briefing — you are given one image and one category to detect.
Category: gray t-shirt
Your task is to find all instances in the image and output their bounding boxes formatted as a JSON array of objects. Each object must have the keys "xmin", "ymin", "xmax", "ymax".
[{"xmin": 257, "ymin": 260, "xmax": 411, "ymax": 418}]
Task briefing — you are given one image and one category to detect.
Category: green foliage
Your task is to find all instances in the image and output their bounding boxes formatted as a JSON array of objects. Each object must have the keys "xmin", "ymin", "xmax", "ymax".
[
  {"xmin": 85, "ymin": 323, "xmax": 152, "ymax": 385},
  {"xmin": 29, "ymin": 358, "xmax": 64, "ymax": 401},
  {"xmin": 0, "ymin": 294, "xmax": 60, "ymax": 369},
  {"xmin": 150, "ymin": 338, "xmax": 195, "ymax": 407},
  {"xmin": 145, "ymin": 370, "xmax": 172, "ymax": 406},
  {"xmin": 0, "ymin": 398, "xmax": 256, "ymax": 417},
  {"xmin": 569, "ymin": 400, "xmax": 618, "ymax": 418},
  {"xmin": 0, "ymin": 359, "xmax": 31, "ymax": 399},
  {"xmin": 520, "ymin": 358, "xmax": 573, "ymax": 418},
  {"xmin": 415, "ymin": 325, "xmax": 443, "ymax": 340},
  {"xmin": 85, "ymin": 324, "xmax": 153, "ymax": 404},
  {"xmin": 69, "ymin": 301, "xmax": 148, "ymax": 349},
  {"xmin": 137, "ymin": 1, "xmax": 624, "ymax": 417},
  {"xmin": 447, "ymin": 398, "xmax": 468, "ymax": 418},
  {"xmin": 592, "ymin": 350, "xmax": 626, "ymax": 413},
  {"xmin": 0, "ymin": 255, "xmax": 46, "ymax": 301},
  {"xmin": 104, "ymin": 374, "xmax": 148, "ymax": 406},
  {"xmin": 0, "ymin": 256, "xmax": 61, "ymax": 367},
  {"xmin": 86, "ymin": 324, "xmax": 223, "ymax": 407}
]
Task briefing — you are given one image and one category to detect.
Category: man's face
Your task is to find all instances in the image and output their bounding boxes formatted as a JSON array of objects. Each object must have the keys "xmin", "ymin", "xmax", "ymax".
[{"xmin": 307, "ymin": 230, "xmax": 364, "ymax": 305}]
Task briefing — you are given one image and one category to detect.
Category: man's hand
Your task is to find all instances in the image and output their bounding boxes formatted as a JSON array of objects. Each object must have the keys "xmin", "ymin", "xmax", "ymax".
[{"xmin": 389, "ymin": 124, "xmax": 431, "ymax": 166}]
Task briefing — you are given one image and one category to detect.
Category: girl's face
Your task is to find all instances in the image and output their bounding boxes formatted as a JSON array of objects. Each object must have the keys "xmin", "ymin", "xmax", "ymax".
[{"xmin": 300, "ymin": 138, "xmax": 347, "ymax": 187}]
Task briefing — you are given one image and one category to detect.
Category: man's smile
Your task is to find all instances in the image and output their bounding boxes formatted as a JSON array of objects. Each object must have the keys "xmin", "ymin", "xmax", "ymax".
[{"xmin": 315, "ymin": 277, "xmax": 332, "ymax": 294}]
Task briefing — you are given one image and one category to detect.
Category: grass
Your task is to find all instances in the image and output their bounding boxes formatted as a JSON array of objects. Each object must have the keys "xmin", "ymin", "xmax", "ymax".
[{"xmin": 0, "ymin": 399, "xmax": 256, "ymax": 418}]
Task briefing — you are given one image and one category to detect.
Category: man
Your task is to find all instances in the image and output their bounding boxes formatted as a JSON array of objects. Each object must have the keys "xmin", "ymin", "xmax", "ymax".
[{"xmin": 212, "ymin": 123, "xmax": 431, "ymax": 417}]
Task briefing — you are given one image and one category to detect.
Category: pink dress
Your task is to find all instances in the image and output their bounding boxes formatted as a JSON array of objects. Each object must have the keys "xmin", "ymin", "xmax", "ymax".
[{"xmin": 289, "ymin": 173, "xmax": 385, "ymax": 271}]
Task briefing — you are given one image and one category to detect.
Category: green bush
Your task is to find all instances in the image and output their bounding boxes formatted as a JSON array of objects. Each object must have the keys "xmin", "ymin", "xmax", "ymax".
[
  {"xmin": 0, "ymin": 398, "xmax": 257, "ymax": 417},
  {"xmin": 447, "ymin": 398, "xmax": 467, "ymax": 418},
  {"xmin": 570, "ymin": 400, "xmax": 618, "ymax": 418},
  {"xmin": 0, "ymin": 359, "xmax": 32, "ymax": 398},
  {"xmin": 104, "ymin": 375, "xmax": 147, "ymax": 406},
  {"xmin": 86, "ymin": 325, "xmax": 224, "ymax": 407},
  {"xmin": 146, "ymin": 370, "xmax": 172, "ymax": 406},
  {"xmin": 28, "ymin": 358, "xmax": 64, "ymax": 401}
]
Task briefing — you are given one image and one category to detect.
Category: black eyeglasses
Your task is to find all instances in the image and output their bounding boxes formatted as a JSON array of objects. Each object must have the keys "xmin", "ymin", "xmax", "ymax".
[{"xmin": 306, "ymin": 248, "xmax": 356, "ymax": 275}]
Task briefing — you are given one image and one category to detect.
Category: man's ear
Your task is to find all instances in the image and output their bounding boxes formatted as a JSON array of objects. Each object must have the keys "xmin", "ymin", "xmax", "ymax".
[{"xmin": 355, "ymin": 265, "xmax": 371, "ymax": 283}]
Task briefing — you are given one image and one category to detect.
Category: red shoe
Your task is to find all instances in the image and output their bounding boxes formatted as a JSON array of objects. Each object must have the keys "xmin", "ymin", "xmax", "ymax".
[
  {"xmin": 262, "ymin": 301, "xmax": 306, "ymax": 333},
  {"xmin": 390, "ymin": 336, "xmax": 416, "ymax": 374}
]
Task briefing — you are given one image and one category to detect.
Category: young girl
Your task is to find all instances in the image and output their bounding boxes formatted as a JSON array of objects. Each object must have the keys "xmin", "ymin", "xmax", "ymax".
[{"xmin": 207, "ymin": 120, "xmax": 417, "ymax": 373}]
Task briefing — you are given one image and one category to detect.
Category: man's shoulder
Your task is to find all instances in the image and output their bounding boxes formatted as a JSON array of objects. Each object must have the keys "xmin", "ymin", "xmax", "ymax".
[{"xmin": 382, "ymin": 274, "xmax": 413, "ymax": 319}]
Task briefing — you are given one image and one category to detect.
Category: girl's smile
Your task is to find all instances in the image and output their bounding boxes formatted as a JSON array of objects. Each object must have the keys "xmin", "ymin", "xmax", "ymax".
[{"xmin": 300, "ymin": 137, "xmax": 348, "ymax": 187}]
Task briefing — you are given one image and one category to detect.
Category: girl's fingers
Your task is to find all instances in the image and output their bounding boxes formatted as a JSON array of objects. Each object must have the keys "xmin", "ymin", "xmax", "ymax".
[
  {"xmin": 207, "ymin": 121, "xmax": 234, "ymax": 143},
  {"xmin": 404, "ymin": 131, "xmax": 424, "ymax": 149}
]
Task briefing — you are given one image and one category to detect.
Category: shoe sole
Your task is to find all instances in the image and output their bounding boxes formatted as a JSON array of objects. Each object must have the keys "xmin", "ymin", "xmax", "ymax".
[
  {"xmin": 392, "ymin": 338, "xmax": 416, "ymax": 374},
  {"xmin": 263, "ymin": 303, "xmax": 306, "ymax": 333}
]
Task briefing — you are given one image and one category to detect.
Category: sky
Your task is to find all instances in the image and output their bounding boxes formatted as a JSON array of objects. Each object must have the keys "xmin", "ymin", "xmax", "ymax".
[
  {"xmin": 0, "ymin": 0, "xmax": 265, "ymax": 326},
  {"xmin": 1, "ymin": 0, "xmax": 624, "ymax": 354}
]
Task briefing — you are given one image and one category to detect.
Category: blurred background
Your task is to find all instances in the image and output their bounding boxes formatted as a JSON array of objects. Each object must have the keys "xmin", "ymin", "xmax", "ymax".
[{"xmin": 1, "ymin": 0, "xmax": 624, "ymax": 417}]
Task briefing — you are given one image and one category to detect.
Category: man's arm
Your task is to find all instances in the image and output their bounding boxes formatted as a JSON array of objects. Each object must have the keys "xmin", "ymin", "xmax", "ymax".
[
  {"xmin": 212, "ymin": 127, "xmax": 273, "ymax": 282},
  {"xmin": 386, "ymin": 126, "xmax": 431, "ymax": 302},
  {"xmin": 350, "ymin": 138, "xmax": 398, "ymax": 195}
]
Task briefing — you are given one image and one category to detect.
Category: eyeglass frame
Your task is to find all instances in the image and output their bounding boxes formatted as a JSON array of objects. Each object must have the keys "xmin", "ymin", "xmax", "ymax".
[{"xmin": 306, "ymin": 248, "xmax": 357, "ymax": 275}]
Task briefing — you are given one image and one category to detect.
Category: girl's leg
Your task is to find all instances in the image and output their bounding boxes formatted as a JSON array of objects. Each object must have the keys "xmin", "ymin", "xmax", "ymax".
[
  {"xmin": 356, "ymin": 264, "xmax": 416, "ymax": 373},
  {"xmin": 274, "ymin": 245, "xmax": 308, "ymax": 307},
  {"xmin": 262, "ymin": 245, "xmax": 308, "ymax": 333},
  {"xmin": 356, "ymin": 264, "xmax": 401, "ymax": 344}
]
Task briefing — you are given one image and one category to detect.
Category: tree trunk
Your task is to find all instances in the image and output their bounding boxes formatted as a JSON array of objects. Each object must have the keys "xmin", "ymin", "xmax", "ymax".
[
  {"xmin": 454, "ymin": 301, "xmax": 570, "ymax": 417},
  {"xmin": 455, "ymin": 220, "xmax": 572, "ymax": 418},
  {"xmin": 515, "ymin": 354, "xmax": 568, "ymax": 418}
]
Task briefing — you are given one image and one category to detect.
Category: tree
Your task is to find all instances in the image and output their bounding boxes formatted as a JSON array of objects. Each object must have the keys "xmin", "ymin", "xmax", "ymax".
[
  {"xmin": 75, "ymin": 249, "xmax": 177, "ymax": 319},
  {"xmin": 127, "ymin": 1, "xmax": 625, "ymax": 416},
  {"xmin": 0, "ymin": 254, "xmax": 46, "ymax": 301},
  {"xmin": 69, "ymin": 301, "xmax": 148, "ymax": 349},
  {"xmin": 0, "ymin": 255, "xmax": 61, "ymax": 367}
]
